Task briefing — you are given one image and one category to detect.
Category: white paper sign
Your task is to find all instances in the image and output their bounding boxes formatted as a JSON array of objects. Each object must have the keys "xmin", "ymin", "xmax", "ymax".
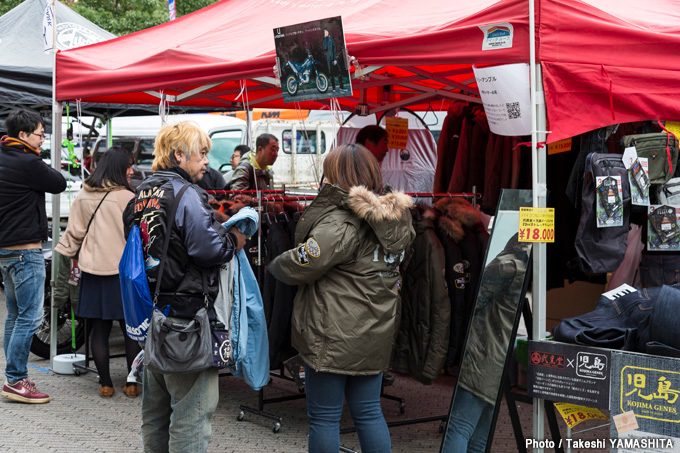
[{"xmin": 472, "ymin": 63, "xmax": 531, "ymax": 136}]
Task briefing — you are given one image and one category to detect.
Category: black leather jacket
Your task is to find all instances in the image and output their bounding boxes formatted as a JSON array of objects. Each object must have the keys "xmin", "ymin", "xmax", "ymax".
[
  {"xmin": 0, "ymin": 143, "xmax": 66, "ymax": 247},
  {"xmin": 123, "ymin": 167, "xmax": 237, "ymax": 318}
]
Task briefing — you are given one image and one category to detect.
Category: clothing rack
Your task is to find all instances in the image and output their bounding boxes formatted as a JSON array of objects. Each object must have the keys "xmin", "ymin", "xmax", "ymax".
[{"xmin": 206, "ymin": 188, "xmax": 484, "ymax": 434}]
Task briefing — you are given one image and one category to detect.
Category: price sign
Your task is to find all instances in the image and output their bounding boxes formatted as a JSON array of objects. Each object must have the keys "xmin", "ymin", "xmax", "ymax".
[
  {"xmin": 385, "ymin": 117, "xmax": 409, "ymax": 149},
  {"xmin": 518, "ymin": 207, "xmax": 555, "ymax": 243},
  {"xmin": 554, "ymin": 402, "xmax": 609, "ymax": 429}
]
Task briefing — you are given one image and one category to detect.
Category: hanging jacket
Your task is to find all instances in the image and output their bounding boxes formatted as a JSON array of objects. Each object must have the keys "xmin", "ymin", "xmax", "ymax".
[
  {"xmin": 268, "ymin": 184, "xmax": 415, "ymax": 375},
  {"xmin": 262, "ymin": 218, "xmax": 298, "ymax": 369},
  {"xmin": 224, "ymin": 208, "xmax": 270, "ymax": 391},
  {"xmin": 434, "ymin": 197, "xmax": 488, "ymax": 368},
  {"xmin": 433, "ymin": 102, "xmax": 468, "ymax": 192},
  {"xmin": 392, "ymin": 207, "xmax": 451, "ymax": 384}
]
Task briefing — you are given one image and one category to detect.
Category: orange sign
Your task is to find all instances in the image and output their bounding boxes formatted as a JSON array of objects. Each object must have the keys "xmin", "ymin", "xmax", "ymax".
[
  {"xmin": 386, "ymin": 117, "xmax": 409, "ymax": 149},
  {"xmin": 212, "ymin": 109, "xmax": 310, "ymax": 121},
  {"xmin": 548, "ymin": 137, "xmax": 572, "ymax": 155}
]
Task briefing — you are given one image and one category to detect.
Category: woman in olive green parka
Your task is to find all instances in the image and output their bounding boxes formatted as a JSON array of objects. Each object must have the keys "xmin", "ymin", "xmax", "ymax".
[{"xmin": 269, "ymin": 144, "xmax": 415, "ymax": 453}]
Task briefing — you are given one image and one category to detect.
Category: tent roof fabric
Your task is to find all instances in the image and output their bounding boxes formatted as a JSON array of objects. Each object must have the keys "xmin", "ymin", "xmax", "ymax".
[
  {"xmin": 55, "ymin": 0, "xmax": 680, "ymax": 142},
  {"xmin": 0, "ymin": 0, "xmax": 114, "ymax": 108}
]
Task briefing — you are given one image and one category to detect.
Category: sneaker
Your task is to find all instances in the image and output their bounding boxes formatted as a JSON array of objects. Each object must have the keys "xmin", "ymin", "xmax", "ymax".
[{"xmin": 2, "ymin": 379, "xmax": 50, "ymax": 404}]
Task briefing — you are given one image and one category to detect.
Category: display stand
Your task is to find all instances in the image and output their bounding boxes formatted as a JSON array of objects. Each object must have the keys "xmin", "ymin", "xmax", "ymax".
[{"xmin": 237, "ymin": 368, "xmax": 305, "ymax": 433}]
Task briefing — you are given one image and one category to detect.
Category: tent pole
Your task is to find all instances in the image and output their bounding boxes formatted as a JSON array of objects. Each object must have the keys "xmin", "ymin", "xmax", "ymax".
[
  {"xmin": 529, "ymin": 0, "xmax": 548, "ymax": 449},
  {"xmin": 49, "ymin": 0, "xmax": 61, "ymax": 367}
]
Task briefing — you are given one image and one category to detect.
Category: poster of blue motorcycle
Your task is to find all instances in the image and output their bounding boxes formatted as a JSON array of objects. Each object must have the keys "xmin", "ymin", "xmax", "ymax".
[{"xmin": 274, "ymin": 16, "xmax": 352, "ymax": 103}]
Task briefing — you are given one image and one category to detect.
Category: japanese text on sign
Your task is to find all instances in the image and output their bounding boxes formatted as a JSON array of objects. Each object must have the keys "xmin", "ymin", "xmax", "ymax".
[
  {"xmin": 554, "ymin": 402, "xmax": 609, "ymax": 429},
  {"xmin": 620, "ymin": 366, "xmax": 680, "ymax": 423},
  {"xmin": 385, "ymin": 117, "xmax": 408, "ymax": 150},
  {"xmin": 519, "ymin": 207, "xmax": 555, "ymax": 243}
]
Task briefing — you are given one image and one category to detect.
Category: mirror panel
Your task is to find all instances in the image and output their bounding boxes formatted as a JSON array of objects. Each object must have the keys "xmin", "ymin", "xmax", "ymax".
[{"xmin": 441, "ymin": 189, "xmax": 533, "ymax": 453}]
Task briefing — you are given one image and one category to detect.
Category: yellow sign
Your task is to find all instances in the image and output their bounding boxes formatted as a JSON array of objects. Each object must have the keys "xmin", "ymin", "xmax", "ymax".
[
  {"xmin": 554, "ymin": 402, "xmax": 609, "ymax": 429},
  {"xmin": 620, "ymin": 366, "xmax": 680, "ymax": 423},
  {"xmin": 385, "ymin": 117, "xmax": 409, "ymax": 149},
  {"xmin": 548, "ymin": 137, "xmax": 572, "ymax": 155},
  {"xmin": 518, "ymin": 207, "xmax": 555, "ymax": 243},
  {"xmin": 666, "ymin": 121, "xmax": 680, "ymax": 139}
]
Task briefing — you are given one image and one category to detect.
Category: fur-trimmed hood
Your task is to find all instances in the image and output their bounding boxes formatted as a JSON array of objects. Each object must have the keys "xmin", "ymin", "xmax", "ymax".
[
  {"xmin": 435, "ymin": 197, "xmax": 482, "ymax": 242},
  {"xmin": 347, "ymin": 186, "xmax": 414, "ymax": 253}
]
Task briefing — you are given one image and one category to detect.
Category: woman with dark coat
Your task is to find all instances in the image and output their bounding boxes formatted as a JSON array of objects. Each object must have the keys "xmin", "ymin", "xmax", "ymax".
[{"xmin": 269, "ymin": 144, "xmax": 415, "ymax": 452}]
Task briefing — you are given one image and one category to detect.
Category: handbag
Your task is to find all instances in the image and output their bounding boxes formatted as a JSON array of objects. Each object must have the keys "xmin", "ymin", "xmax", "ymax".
[{"xmin": 145, "ymin": 307, "xmax": 213, "ymax": 374}]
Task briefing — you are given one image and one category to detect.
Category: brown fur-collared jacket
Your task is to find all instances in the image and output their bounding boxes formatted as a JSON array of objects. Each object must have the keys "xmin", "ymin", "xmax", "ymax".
[{"xmin": 269, "ymin": 184, "xmax": 415, "ymax": 375}]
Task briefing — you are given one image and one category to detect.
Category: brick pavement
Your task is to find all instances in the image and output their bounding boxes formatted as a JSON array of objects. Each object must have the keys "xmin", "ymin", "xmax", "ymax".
[{"xmin": 0, "ymin": 291, "xmax": 610, "ymax": 452}]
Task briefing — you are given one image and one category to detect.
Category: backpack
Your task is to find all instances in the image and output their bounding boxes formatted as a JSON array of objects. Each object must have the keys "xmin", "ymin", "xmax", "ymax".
[
  {"xmin": 574, "ymin": 153, "xmax": 631, "ymax": 273},
  {"xmin": 657, "ymin": 177, "xmax": 680, "ymax": 206},
  {"xmin": 621, "ymin": 133, "xmax": 679, "ymax": 185}
]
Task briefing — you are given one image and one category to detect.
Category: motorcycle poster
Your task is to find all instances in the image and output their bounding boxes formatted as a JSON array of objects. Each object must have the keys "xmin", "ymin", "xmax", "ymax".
[{"xmin": 274, "ymin": 16, "xmax": 352, "ymax": 103}]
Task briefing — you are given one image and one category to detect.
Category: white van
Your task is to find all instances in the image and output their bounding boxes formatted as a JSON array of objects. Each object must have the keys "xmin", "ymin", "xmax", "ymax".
[
  {"xmin": 92, "ymin": 113, "xmax": 344, "ymax": 189},
  {"xmin": 91, "ymin": 114, "xmax": 248, "ymax": 188},
  {"xmin": 250, "ymin": 117, "xmax": 342, "ymax": 188}
]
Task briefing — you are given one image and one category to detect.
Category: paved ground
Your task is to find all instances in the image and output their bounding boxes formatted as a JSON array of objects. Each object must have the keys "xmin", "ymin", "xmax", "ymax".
[{"xmin": 0, "ymin": 291, "xmax": 610, "ymax": 452}]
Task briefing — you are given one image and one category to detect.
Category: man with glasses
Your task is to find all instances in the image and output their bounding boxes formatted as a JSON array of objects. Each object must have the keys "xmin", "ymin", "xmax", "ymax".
[{"xmin": 0, "ymin": 109, "xmax": 66, "ymax": 403}]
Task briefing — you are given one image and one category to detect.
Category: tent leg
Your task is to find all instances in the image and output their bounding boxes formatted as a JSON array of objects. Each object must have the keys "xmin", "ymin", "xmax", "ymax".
[
  {"xmin": 529, "ymin": 0, "xmax": 549, "ymax": 447},
  {"xmin": 50, "ymin": 102, "xmax": 63, "ymax": 367}
]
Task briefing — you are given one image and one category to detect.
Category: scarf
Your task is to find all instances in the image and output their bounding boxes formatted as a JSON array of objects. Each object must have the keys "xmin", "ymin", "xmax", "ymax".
[{"xmin": 1, "ymin": 136, "xmax": 40, "ymax": 155}]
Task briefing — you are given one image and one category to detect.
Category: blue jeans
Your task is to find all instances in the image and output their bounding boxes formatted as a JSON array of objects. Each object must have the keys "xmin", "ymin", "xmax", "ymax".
[
  {"xmin": 442, "ymin": 388, "xmax": 493, "ymax": 453},
  {"xmin": 305, "ymin": 366, "xmax": 390, "ymax": 453},
  {"xmin": 640, "ymin": 254, "xmax": 680, "ymax": 288},
  {"xmin": 0, "ymin": 249, "xmax": 45, "ymax": 383},
  {"xmin": 142, "ymin": 367, "xmax": 218, "ymax": 453},
  {"xmin": 552, "ymin": 286, "xmax": 660, "ymax": 349}
]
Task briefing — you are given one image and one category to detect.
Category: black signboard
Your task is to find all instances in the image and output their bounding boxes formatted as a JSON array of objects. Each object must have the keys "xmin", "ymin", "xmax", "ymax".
[{"xmin": 528, "ymin": 340, "xmax": 611, "ymax": 409}]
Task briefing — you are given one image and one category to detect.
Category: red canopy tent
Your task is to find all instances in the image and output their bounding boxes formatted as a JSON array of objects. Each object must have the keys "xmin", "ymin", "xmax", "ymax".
[
  {"xmin": 52, "ymin": 0, "xmax": 680, "ymax": 439},
  {"xmin": 55, "ymin": 0, "xmax": 680, "ymax": 143}
]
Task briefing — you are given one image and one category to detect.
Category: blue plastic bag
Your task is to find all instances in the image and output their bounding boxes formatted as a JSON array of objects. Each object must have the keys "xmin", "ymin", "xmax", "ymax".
[{"xmin": 119, "ymin": 225, "xmax": 157, "ymax": 343}]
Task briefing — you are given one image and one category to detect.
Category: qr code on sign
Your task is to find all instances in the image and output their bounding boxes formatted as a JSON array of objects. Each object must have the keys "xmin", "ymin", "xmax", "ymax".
[{"xmin": 506, "ymin": 102, "xmax": 521, "ymax": 119}]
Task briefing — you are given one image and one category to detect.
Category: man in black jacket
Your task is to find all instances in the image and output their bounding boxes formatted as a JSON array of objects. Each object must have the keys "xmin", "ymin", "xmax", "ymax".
[
  {"xmin": 123, "ymin": 121, "xmax": 245, "ymax": 452},
  {"xmin": 0, "ymin": 109, "xmax": 66, "ymax": 404},
  {"xmin": 322, "ymin": 27, "xmax": 345, "ymax": 92}
]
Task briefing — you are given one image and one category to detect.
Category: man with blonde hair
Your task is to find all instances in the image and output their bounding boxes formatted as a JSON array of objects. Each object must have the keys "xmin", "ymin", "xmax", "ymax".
[{"xmin": 123, "ymin": 121, "xmax": 245, "ymax": 452}]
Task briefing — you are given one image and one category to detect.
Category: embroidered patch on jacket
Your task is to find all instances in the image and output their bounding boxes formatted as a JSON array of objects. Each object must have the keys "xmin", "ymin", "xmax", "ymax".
[
  {"xmin": 305, "ymin": 238, "xmax": 321, "ymax": 258},
  {"xmin": 455, "ymin": 273, "xmax": 470, "ymax": 289},
  {"xmin": 453, "ymin": 262, "xmax": 465, "ymax": 274},
  {"xmin": 297, "ymin": 245, "xmax": 309, "ymax": 265}
]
